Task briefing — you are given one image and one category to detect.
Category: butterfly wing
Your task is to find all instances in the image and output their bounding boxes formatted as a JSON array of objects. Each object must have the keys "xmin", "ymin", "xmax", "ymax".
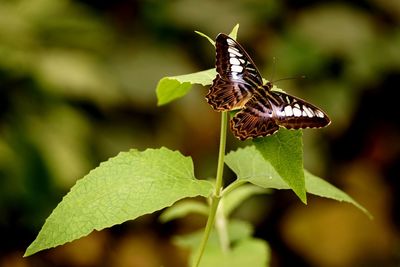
[
  {"xmin": 230, "ymin": 90, "xmax": 279, "ymax": 140},
  {"xmin": 271, "ymin": 91, "xmax": 331, "ymax": 130},
  {"xmin": 230, "ymin": 89, "xmax": 330, "ymax": 140},
  {"xmin": 206, "ymin": 33, "xmax": 264, "ymax": 111}
]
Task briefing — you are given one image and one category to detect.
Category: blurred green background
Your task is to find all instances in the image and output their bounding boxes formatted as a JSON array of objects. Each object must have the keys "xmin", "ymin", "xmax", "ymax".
[{"xmin": 1, "ymin": 0, "xmax": 399, "ymax": 266}]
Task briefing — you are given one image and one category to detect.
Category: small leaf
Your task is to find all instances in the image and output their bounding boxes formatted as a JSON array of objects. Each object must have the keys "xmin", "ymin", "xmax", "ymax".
[
  {"xmin": 253, "ymin": 128, "xmax": 307, "ymax": 203},
  {"xmin": 176, "ymin": 219, "xmax": 269, "ymax": 267},
  {"xmin": 223, "ymin": 184, "xmax": 270, "ymax": 217},
  {"xmin": 156, "ymin": 68, "xmax": 216, "ymax": 106},
  {"xmin": 156, "ymin": 23, "xmax": 241, "ymax": 106},
  {"xmin": 175, "ymin": 219, "xmax": 253, "ymax": 249},
  {"xmin": 229, "ymin": 24, "xmax": 240, "ymax": 39},
  {"xmin": 159, "ymin": 200, "xmax": 209, "ymax": 223},
  {"xmin": 304, "ymin": 170, "xmax": 372, "ymax": 219},
  {"xmin": 25, "ymin": 147, "xmax": 214, "ymax": 256},
  {"xmin": 195, "ymin": 31, "xmax": 215, "ymax": 46},
  {"xmin": 225, "ymin": 146, "xmax": 370, "ymax": 217},
  {"xmin": 171, "ymin": 68, "xmax": 216, "ymax": 86},
  {"xmin": 195, "ymin": 23, "xmax": 239, "ymax": 45},
  {"xmin": 196, "ymin": 238, "xmax": 269, "ymax": 267}
]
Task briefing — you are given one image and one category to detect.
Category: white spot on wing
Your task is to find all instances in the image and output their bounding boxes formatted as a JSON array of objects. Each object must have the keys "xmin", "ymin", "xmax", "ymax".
[
  {"xmin": 315, "ymin": 110, "xmax": 324, "ymax": 118},
  {"xmin": 228, "ymin": 47, "xmax": 242, "ymax": 57},
  {"xmin": 293, "ymin": 107, "xmax": 301, "ymax": 117},
  {"xmin": 304, "ymin": 107, "xmax": 314, "ymax": 117},
  {"xmin": 231, "ymin": 65, "xmax": 243, "ymax": 73},
  {"xmin": 294, "ymin": 103, "xmax": 300, "ymax": 109},
  {"xmin": 284, "ymin": 106, "xmax": 293, "ymax": 116},
  {"xmin": 229, "ymin": 57, "xmax": 241, "ymax": 65},
  {"xmin": 276, "ymin": 109, "xmax": 285, "ymax": 116},
  {"xmin": 226, "ymin": 39, "xmax": 235, "ymax": 45},
  {"xmin": 231, "ymin": 72, "xmax": 240, "ymax": 80}
]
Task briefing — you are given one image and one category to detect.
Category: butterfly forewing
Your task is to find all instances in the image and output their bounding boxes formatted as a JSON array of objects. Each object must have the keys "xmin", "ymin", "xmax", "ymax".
[{"xmin": 206, "ymin": 34, "xmax": 263, "ymax": 111}]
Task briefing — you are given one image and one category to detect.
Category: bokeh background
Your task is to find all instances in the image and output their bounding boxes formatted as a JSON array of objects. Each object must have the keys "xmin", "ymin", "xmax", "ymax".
[{"xmin": 1, "ymin": 0, "xmax": 399, "ymax": 266}]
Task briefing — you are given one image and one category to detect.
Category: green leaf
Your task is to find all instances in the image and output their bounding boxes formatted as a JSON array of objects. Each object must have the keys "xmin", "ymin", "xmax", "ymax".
[
  {"xmin": 196, "ymin": 238, "xmax": 269, "ymax": 267},
  {"xmin": 225, "ymin": 146, "xmax": 371, "ymax": 217},
  {"xmin": 176, "ymin": 219, "xmax": 253, "ymax": 248},
  {"xmin": 156, "ymin": 68, "xmax": 216, "ymax": 106},
  {"xmin": 225, "ymin": 146, "xmax": 288, "ymax": 190},
  {"xmin": 304, "ymin": 170, "xmax": 372, "ymax": 219},
  {"xmin": 195, "ymin": 31, "xmax": 215, "ymax": 46},
  {"xmin": 222, "ymin": 184, "xmax": 270, "ymax": 217},
  {"xmin": 253, "ymin": 128, "xmax": 307, "ymax": 203},
  {"xmin": 25, "ymin": 147, "xmax": 214, "ymax": 256},
  {"xmin": 159, "ymin": 200, "xmax": 209, "ymax": 223},
  {"xmin": 194, "ymin": 23, "xmax": 240, "ymax": 46},
  {"xmin": 176, "ymin": 219, "xmax": 269, "ymax": 267},
  {"xmin": 156, "ymin": 23, "xmax": 241, "ymax": 106},
  {"xmin": 228, "ymin": 24, "xmax": 240, "ymax": 39}
]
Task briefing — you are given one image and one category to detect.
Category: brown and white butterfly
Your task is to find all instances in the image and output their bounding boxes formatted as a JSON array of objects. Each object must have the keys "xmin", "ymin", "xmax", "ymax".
[{"xmin": 206, "ymin": 33, "xmax": 331, "ymax": 140}]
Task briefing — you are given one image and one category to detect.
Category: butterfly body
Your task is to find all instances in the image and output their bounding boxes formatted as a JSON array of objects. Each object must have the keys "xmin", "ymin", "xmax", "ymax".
[{"xmin": 207, "ymin": 33, "xmax": 330, "ymax": 140}]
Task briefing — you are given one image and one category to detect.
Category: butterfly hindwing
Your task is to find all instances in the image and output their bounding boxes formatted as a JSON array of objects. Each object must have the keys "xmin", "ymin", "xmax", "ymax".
[
  {"xmin": 230, "ymin": 89, "xmax": 279, "ymax": 140},
  {"xmin": 230, "ymin": 88, "xmax": 330, "ymax": 140},
  {"xmin": 206, "ymin": 34, "xmax": 263, "ymax": 111}
]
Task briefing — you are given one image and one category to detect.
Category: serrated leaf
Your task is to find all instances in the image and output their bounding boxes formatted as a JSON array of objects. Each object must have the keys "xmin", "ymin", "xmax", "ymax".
[
  {"xmin": 223, "ymin": 184, "xmax": 270, "ymax": 217},
  {"xmin": 25, "ymin": 147, "xmax": 214, "ymax": 256},
  {"xmin": 253, "ymin": 128, "xmax": 307, "ymax": 203},
  {"xmin": 159, "ymin": 200, "xmax": 209, "ymax": 223},
  {"xmin": 175, "ymin": 219, "xmax": 269, "ymax": 267},
  {"xmin": 225, "ymin": 146, "xmax": 370, "ymax": 217},
  {"xmin": 156, "ymin": 68, "xmax": 216, "ymax": 106}
]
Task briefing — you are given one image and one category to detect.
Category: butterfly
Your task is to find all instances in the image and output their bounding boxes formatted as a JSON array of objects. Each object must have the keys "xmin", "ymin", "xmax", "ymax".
[{"xmin": 206, "ymin": 33, "xmax": 331, "ymax": 140}]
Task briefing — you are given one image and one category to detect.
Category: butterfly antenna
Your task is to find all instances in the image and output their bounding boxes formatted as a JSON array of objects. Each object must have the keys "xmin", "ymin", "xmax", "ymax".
[
  {"xmin": 270, "ymin": 57, "xmax": 277, "ymax": 83},
  {"xmin": 269, "ymin": 58, "xmax": 305, "ymax": 84},
  {"xmin": 273, "ymin": 75, "xmax": 306, "ymax": 84}
]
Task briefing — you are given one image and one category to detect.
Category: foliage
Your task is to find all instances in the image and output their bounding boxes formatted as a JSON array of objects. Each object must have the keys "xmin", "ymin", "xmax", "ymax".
[{"xmin": 25, "ymin": 25, "xmax": 370, "ymax": 267}]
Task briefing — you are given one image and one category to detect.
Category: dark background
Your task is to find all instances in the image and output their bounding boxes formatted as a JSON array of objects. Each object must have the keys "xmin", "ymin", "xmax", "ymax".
[{"xmin": 1, "ymin": 0, "xmax": 399, "ymax": 266}]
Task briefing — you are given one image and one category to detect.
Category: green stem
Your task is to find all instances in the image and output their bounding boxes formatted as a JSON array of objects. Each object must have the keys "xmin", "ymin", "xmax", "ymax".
[
  {"xmin": 221, "ymin": 180, "xmax": 248, "ymax": 197},
  {"xmin": 215, "ymin": 111, "xmax": 228, "ymax": 196},
  {"xmin": 193, "ymin": 111, "xmax": 228, "ymax": 267},
  {"xmin": 215, "ymin": 201, "xmax": 230, "ymax": 253}
]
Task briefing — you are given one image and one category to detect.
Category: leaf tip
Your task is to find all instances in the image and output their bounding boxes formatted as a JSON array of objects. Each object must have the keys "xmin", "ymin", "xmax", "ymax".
[
  {"xmin": 229, "ymin": 24, "xmax": 240, "ymax": 39},
  {"xmin": 298, "ymin": 191, "xmax": 307, "ymax": 204},
  {"xmin": 194, "ymin": 30, "xmax": 215, "ymax": 46},
  {"xmin": 24, "ymin": 242, "xmax": 38, "ymax": 257}
]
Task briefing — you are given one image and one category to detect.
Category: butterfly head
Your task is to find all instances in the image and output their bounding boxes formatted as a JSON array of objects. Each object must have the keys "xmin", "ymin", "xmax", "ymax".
[{"xmin": 264, "ymin": 81, "xmax": 273, "ymax": 90}]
